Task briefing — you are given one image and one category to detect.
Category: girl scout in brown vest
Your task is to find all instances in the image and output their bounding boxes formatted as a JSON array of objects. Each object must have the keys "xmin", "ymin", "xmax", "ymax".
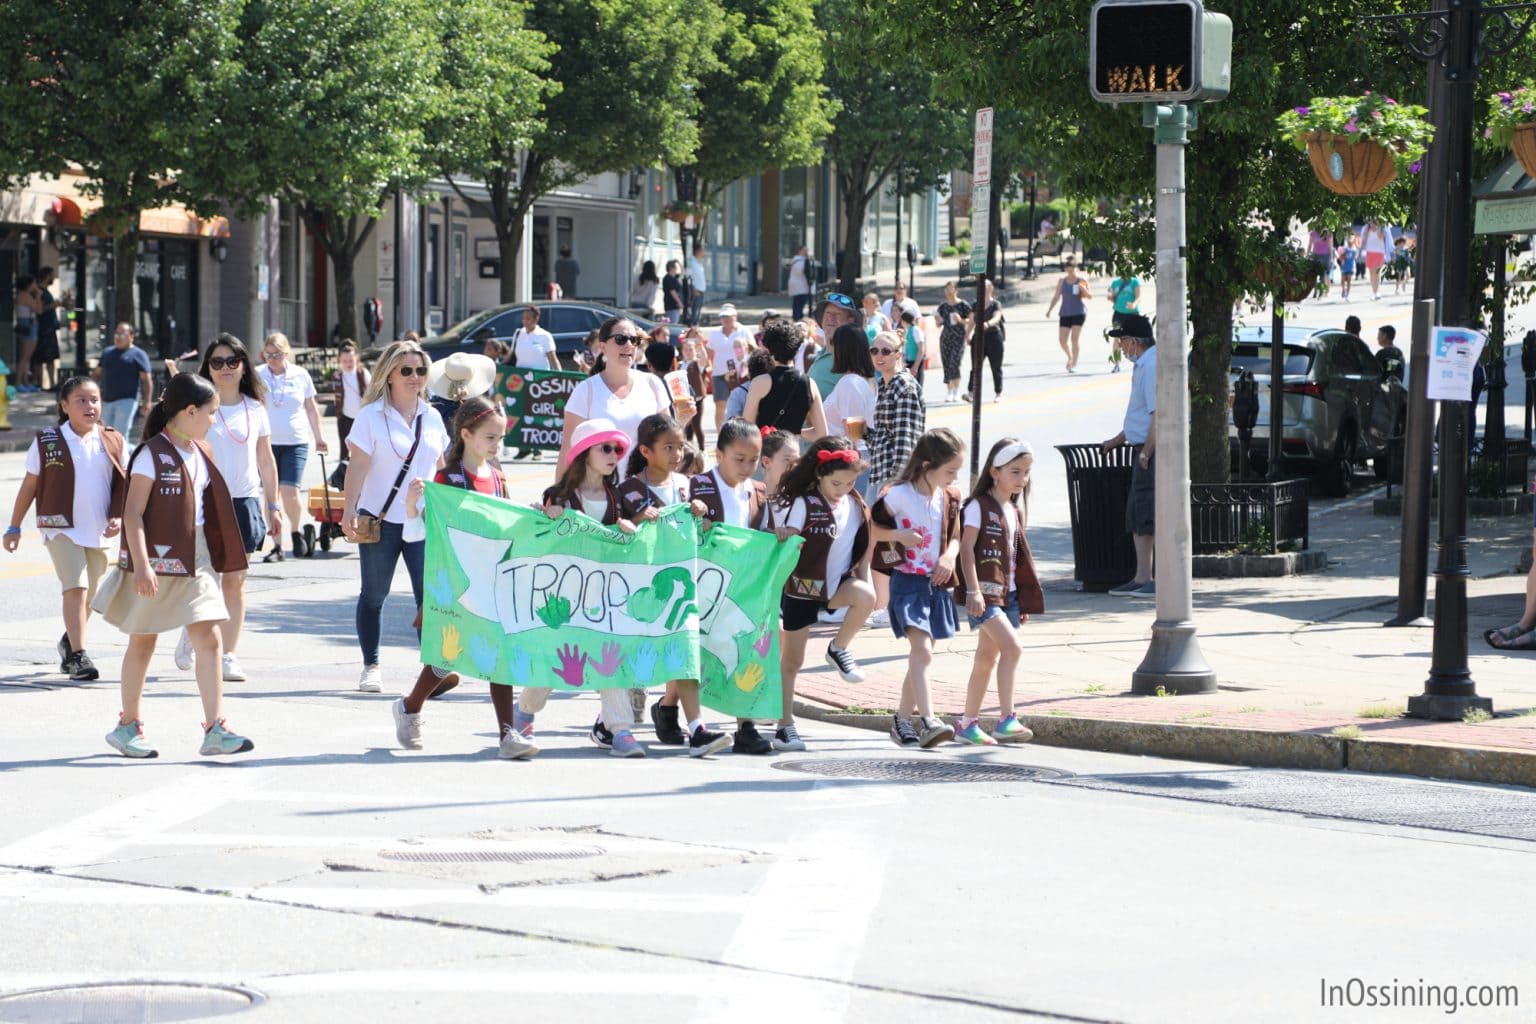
[
  {"xmin": 955, "ymin": 438, "xmax": 1043, "ymax": 745},
  {"xmin": 4, "ymin": 377, "xmax": 127, "ymax": 681},
  {"xmin": 91, "ymin": 374, "xmax": 254, "ymax": 760}
]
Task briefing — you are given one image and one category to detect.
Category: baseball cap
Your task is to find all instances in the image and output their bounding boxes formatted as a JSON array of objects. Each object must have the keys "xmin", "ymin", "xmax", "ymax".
[
  {"xmin": 1108, "ymin": 314, "xmax": 1154, "ymax": 340},
  {"xmin": 718, "ymin": 303, "xmax": 738, "ymax": 317}
]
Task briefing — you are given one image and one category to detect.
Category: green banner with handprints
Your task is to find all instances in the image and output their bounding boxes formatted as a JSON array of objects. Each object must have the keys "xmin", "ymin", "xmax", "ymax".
[
  {"xmin": 420, "ymin": 484, "xmax": 801, "ymax": 718},
  {"xmin": 496, "ymin": 367, "xmax": 584, "ymax": 451}
]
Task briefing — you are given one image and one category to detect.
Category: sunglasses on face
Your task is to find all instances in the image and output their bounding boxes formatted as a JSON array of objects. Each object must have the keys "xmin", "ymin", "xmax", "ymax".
[
  {"xmin": 870, "ymin": 347, "xmax": 896, "ymax": 356},
  {"xmin": 207, "ymin": 355, "xmax": 244, "ymax": 370},
  {"xmin": 263, "ymin": 350, "xmax": 283, "ymax": 360},
  {"xmin": 595, "ymin": 443, "xmax": 623, "ymax": 455},
  {"xmin": 608, "ymin": 334, "xmax": 640, "ymax": 347},
  {"xmin": 826, "ymin": 293, "xmax": 855, "ymax": 309},
  {"xmin": 395, "ymin": 365, "xmax": 426, "ymax": 377}
]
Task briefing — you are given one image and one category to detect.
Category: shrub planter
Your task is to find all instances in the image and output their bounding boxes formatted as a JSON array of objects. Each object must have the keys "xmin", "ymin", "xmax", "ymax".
[
  {"xmin": 1303, "ymin": 133, "xmax": 1398, "ymax": 195},
  {"xmin": 1190, "ymin": 479, "xmax": 1310, "ymax": 556}
]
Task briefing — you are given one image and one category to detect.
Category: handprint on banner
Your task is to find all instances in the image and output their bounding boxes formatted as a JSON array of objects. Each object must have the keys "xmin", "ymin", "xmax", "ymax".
[
  {"xmin": 752, "ymin": 627, "xmax": 773, "ymax": 658},
  {"xmin": 536, "ymin": 594, "xmax": 574, "ymax": 629},
  {"xmin": 591, "ymin": 642, "xmax": 625, "ymax": 677},
  {"xmin": 426, "ymin": 567, "xmax": 454, "ymax": 608},
  {"xmin": 733, "ymin": 661, "xmax": 766, "ymax": 693},
  {"xmin": 554, "ymin": 644, "xmax": 589, "ymax": 687},
  {"xmin": 507, "ymin": 646, "xmax": 532, "ymax": 686},
  {"xmin": 631, "ymin": 642, "xmax": 659, "ymax": 683},
  {"xmin": 663, "ymin": 638, "xmax": 688, "ymax": 675},
  {"xmin": 467, "ymin": 633, "xmax": 498, "ymax": 677},
  {"xmin": 440, "ymin": 624, "xmax": 464, "ymax": 661}
]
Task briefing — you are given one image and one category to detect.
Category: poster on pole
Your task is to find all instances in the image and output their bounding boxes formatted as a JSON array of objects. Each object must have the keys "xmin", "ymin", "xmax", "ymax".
[
  {"xmin": 969, "ymin": 107, "xmax": 994, "ymax": 276},
  {"xmin": 1425, "ymin": 326, "xmax": 1486, "ymax": 402},
  {"xmin": 496, "ymin": 367, "xmax": 584, "ymax": 451}
]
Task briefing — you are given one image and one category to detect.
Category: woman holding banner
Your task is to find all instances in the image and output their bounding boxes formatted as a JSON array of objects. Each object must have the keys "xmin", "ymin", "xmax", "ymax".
[
  {"xmin": 560, "ymin": 317, "xmax": 672, "ymax": 462},
  {"xmin": 341, "ymin": 340, "xmax": 450, "ymax": 694}
]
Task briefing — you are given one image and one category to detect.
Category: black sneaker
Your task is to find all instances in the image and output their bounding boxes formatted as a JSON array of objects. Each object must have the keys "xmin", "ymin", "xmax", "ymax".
[
  {"xmin": 732, "ymin": 721, "xmax": 773, "ymax": 755},
  {"xmin": 64, "ymin": 650, "xmax": 99, "ymax": 682},
  {"xmin": 57, "ymin": 632, "xmax": 71, "ymax": 672},
  {"xmin": 589, "ymin": 718, "xmax": 614, "ymax": 749},
  {"xmin": 688, "ymin": 724, "xmax": 731, "ymax": 758},
  {"xmin": 889, "ymin": 715, "xmax": 920, "ymax": 748},
  {"xmin": 650, "ymin": 701, "xmax": 688, "ymax": 745},
  {"xmin": 291, "ymin": 530, "xmax": 312, "ymax": 559},
  {"xmin": 825, "ymin": 644, "xmax": 864, "ymax": 683}
]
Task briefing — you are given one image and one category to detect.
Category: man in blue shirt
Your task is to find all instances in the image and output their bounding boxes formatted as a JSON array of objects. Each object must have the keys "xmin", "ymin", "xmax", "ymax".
[
  {"xmin": 1102, "ymin": 314, "xmax": 1157, "ymax": 597},
  {"xmin": 93, "ymin": 323, "xmax": 154, "ymax": 439}
]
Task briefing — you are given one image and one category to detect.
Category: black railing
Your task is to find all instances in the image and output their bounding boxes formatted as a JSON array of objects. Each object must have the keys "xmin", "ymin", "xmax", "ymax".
[{"xmin": 1191, "ymin": 479, "xmax": 1310, "ymax": 555}]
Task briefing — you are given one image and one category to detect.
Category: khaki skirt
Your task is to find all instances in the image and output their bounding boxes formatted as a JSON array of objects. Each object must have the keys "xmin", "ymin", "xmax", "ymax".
[{"xmin": 92, "ymin": 532, "xmax": 228, "ymax": 636}]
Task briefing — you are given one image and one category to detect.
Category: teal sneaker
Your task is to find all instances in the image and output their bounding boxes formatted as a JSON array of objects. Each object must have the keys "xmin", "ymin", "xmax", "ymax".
[
  {"xmin": 993, "ymin": 714, "xmax": 1034, "ymax": 744},
  {"xmin": 106, "ymin": 719, "xmax": 158, "ymax": 759},
  {"xmin": 199, "ymin": 719, "xmax": 255, "ymax": 756},
  {"xmin": 955, "ymin": 720, "xmax": 998, "ymax": 746}
]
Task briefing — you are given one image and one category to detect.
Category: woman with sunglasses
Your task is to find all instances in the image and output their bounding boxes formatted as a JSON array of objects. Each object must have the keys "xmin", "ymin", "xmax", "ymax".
[
  {"xmin": 256, "ymin": 332, "xmax": 327, "ymax": 560},
  {"xmin": 341, "ymin": 341, "xmax": 450, "ymax": 694},
  {"xmin": 174, "ymin": 335, "xmax": 281, "ymax": 683},
  {"xmin": 559, "ymin": 317, "xmax": 673, "ymax": 469}
]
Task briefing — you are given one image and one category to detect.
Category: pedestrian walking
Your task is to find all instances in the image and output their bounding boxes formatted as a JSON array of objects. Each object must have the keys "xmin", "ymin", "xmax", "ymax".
[
  {"xmin": 1308, "ymin": 226, "xmax": 1334, "ymax": 297},
  {"xmin": 821, "ymin": 325, "xmax": 878, "ymax": 493},
  {"xmin": 392, "ymin": 395, "xmax": 539, "ymax": 759},
  {"xmin": 678, "ymin": 328, "xmax": 709, "ymax": 448},
  {"xmin": 32, "ymin": 267, "xmax": 61, "ymax": 392},
  {"xmin": 743, "ymin": 316, "xmax": 828, "ymax": 438},
  {"xmin": 899, "ymin": 309, "xmax": 927, "ymax": 394},
  {"xmin": 629, "ymin": 259, "xmax": 662, "ymax": 315},
  {"xmin": 775, "ymin": 436, "xmax": 876, "ymax": 752},
  {"xmin": 805, "ymin": 292, "xmax": 862, "ymax": 402},
  {"xmin": 178, "ymin": 335, "xmax": 281, "ymax": 684},
  {"xmin": 256, "ymin": 332, "xmax": 327, "ymax": 561},
  {"xmin": 92, "ymin": 373, "xmax": 255, "ymax": 759},
  {"xmin": 554, "ymin": 245, "xmax": 581, "ymax": 299},
  {"xmin": 862, "ymin": 292, "xmax": 890, "ymax": 340},
  {"xmin": 964, "ymin": 280, "xmax": 1007, "ymax": 403},
  {"xmin": 869, "ymin": 427, "xmax": 964, "ymax": 749},
  {"xmin": 94, "ymin": 324, "xmax": 154, "ymax": 439},
  {"xmin": 332, "ymin": 340, "xmax": 370, "ymax": 451},
  {"xmin": 1045, "ymin": 258, "xmax": 1090, "ymax": 373},
  {"xmin": 686, "ymin": 244, "xmax": 707, "ymax": 326},
  {"xmin": 426, "ymin": 352, "xmax": 498, "ymax": 436},
  {"xmin": 787, "ymin": 245, "xmax": 813, "ymax": 322},
  {"xmin": 4, "ymin": 376, "xmax": 127, "ymax": 681},
  {"xmin": 955, "ymin": 437, "xmax": 1041, "ymax": 745},
  {"xmin": 341, "ymin": 340, "xmax": 450, "ymax": 694},
  {"xmin": 1361, "ymin": 221, "xmax": 1390, "ymax": 300},
  {"xmin": 662, "ymin": 260, "xmax": 685, "ymax": 324},
  {"xmin": 935, "ymin": 281, "xmax": 972, "ymax": 402},
  {"xmin": 561, "ymin": 317, "xmax": 672, "ymax": 461},
  {"xmin": 1338, "ymin": 237, "xmax": 1358, "ymax": 301},
  {"xmin": 1102, "ymin": 314, "xmax": 1157, "ymax": 597},
  {"xmin": 1107, "ymin": 269, "xmax": 1141, "ymax": 373},
  {"xmin": 758, "ymin": 428, "xmax": 800, "ymax": 530},
  {"xmin": 13, "ymin": 275, "xmax": 41, "ymax": 391},
  {"xmin": 703, "ymin": 305, "xmax": 754, "ymax": 430}
]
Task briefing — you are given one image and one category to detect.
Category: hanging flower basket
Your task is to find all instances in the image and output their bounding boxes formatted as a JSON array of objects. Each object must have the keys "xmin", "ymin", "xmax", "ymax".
[
  {"xmin": 1480, "ymin": 84, "xmax": 1536, "ymax": 177},
  {"xmin": 1277, "ymin": 94, "xmax": 1431, "ymax": 196},
  {"xmin": 1252, "ymin": 258, "xmax": 1319, "ymax": 304},
  {"xmin": 662, "ymin": 201, "xmax": 707, "ymax": 225}
]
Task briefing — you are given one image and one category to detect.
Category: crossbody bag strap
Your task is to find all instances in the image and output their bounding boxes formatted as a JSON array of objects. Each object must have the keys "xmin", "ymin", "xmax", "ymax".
[{"xmin": 377, "ymin": 414, "xmax": 424, "ymax": 519}]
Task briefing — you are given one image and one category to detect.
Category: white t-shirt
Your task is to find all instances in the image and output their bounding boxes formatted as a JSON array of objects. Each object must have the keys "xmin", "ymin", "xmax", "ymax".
[
  {"xmin": 786, "ymin": 494, "xmax": 857, "ymax": 597},
  {"xmin": 706, "ymin": 326, "xmax": 754, "ymax": 376},
  {"xmin": 340, "ymin": 369, "xmax": 364, "ymax": 418},
  {"xmin": 258, "ymin": 364, "xmax": 317, "ymax": 445},
  {"xmin": 583, "ymin": 495, "xmax": 610, "ymax": 525},
  {"xmin": 346, "ymin": 399, "xmax": 450, "ymax": 525},
  {"xmin": 509, "ymin": 325, "xmax": 557, "ymax": 368},
  {"xmin": 824, "ymin": 374, "xmax": 877, "ymax": 450},
  {"xmin": 787, "ymin": 255, "xmax": 810, "ymax": 296},
  {"xmin": 711, "ymin": 468, "xmax": 755, "ymax": 529},
  {"xmin": 206, "ymin": 396, "xmax": 271, "ymax": 500},
  {"xmin": 25, "ymin": 426, "xmax": 114, "ymax": 548},
  {"xmin": 131, "ymin": 442, "xmax": 208, "ymax": 526},
  {"xmin": 881, "ymin": 482, "xmax": 944, "ymax": 576},
  {"xmin": 963, "ymin": 498, "xmax": 1020, "ymax": 594},
  {"xmin": 565, "ymin": 371, "xmax": 671, "ymax": 448}
]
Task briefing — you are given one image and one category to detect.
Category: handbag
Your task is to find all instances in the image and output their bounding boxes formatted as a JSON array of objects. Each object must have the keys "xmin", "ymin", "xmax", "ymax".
[{"xmin": 354, "ymin": 413, "xmax": 423, "ymax": 544}]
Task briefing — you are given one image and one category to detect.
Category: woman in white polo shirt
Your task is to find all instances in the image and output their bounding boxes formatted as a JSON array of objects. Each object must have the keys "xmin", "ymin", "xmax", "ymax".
[
  {"xmin": 341, "ymin": 340, "xmax": 450, "ymax": 693},
  {"xmin": 257, "ymin": 332, "xmax": 327, "ymax": 560}
]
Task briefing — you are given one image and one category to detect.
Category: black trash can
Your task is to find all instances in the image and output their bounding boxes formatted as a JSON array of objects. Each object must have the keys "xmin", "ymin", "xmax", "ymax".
[{"xmin": 1057, "ymin": 443, "xmax": 1139, "ymax": 591}]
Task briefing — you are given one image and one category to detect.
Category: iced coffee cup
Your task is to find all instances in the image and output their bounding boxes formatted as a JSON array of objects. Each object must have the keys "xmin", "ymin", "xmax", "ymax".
[{"xmin": 845, "ymin": 416, "xmax": 866, "ymax": 441}]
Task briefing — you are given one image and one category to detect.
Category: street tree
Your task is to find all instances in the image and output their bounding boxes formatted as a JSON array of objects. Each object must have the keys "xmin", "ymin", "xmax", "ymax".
[
  {"xmin": 215, "ymin": 0, "xmax": 444, "ymax": 342},
  {"xmin": 0, "ymin": 0, "xmax": 243, "ymax": 332},
  {"xmin": 823, "ymin": 3, "xmax": 969, "ymax": 294}
]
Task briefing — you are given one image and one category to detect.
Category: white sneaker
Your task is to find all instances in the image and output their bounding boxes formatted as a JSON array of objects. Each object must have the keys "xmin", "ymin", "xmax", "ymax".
[
  {"xmin": 221, "ymin": 653, "xmax": 246, "ymax": 682},
  {"xmin": 866, "ymin": 609, "xmax": 891, "ymax": 630},
  {"xmin": 173, "ymin": 628, "xmax": 194, "ymax": 671},
  {"xmin": 392, "ymin": 698, "xmax": 422, "ymax": 749},
  {"xmin": 358, "ymin": 665, "xmax": 383, "ymax": 693},
  {"xmin": 498, "ymin": 725, "xmax": 540, "ymax": 760}
]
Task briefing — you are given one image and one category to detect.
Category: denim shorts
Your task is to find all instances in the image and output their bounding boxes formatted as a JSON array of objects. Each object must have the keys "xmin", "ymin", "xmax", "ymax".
[
  {"xmin": 232, "ymin": 496, "xmax": 268, "ymax": 554},
  {"xmin": 968, "ymin": 589, "xmax": 1021, "ymax": 630},
  {"xmin": 271, "ymin": 443, "xmax": 310, "ymax": 488},
  {"xmin": 888, "ymin": 571, "xmax": 957, "ymax": 640}
]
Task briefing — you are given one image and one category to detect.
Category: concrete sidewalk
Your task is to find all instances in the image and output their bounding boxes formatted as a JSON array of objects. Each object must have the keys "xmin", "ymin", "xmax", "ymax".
[{"xmin": 794, "ymin": 485, "xmax": 1536, "ymax": 788}]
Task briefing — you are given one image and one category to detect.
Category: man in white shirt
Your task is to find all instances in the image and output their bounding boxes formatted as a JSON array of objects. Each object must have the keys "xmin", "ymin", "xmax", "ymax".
[
  {"xmin": 506, "ymin": 305, "xmax": 559, "ymax": 371},
  {"xmin": 787, "ymin": 245, "xmax": 812, "ymax": 322},
  {"xmin": 686, "ymin": 244, "xmax": 707, "ymax": 326},
  {"xmin": 880, "ymin": 281, "xmax": 921, "ymax": 329},
  {"xmin": 705, "ymin": 304, "xmax": 755, "ymax": 429}
]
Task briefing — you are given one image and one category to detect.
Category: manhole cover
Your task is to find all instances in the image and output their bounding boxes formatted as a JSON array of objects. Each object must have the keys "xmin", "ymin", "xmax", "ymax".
[
  {"xmin": 771, "ymin": 758, "xmax": 1071, "ymax": 783},
  {"xmin": 379, "ymin": 845, "xmax": 605, "ymax": 864},
  {"xmin": 0, "ymin": 982, "xmax": 261, "ymax": 1022}
]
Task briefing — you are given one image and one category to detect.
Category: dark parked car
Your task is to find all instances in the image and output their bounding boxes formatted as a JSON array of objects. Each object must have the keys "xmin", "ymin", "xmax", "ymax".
[
  {"xmin": 1228, "ymin": 325, "xmax": 1406, "ymax": 496},
  {"xmin": 365, "ymin": 301, "xmax": 684, "ymax": 371}
]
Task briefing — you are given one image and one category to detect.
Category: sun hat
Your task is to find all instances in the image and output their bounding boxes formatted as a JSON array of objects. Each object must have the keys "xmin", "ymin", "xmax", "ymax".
[
  {"xmin": 718, "ymin": 303, "xmax": 738, "ymax": 318},
  {"xmin": 564, "ymin": 417, "xmax": 630, "ymax": 468},
  {"xmin": 426, "ymin": 352, "xmax": 498, "ymax": 402}
]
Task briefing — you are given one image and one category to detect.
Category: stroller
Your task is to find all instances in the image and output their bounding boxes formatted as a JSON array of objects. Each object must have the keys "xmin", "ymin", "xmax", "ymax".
[{"xmin": 304, "ymin": 451, "xmax": 348, "ymax": 554}]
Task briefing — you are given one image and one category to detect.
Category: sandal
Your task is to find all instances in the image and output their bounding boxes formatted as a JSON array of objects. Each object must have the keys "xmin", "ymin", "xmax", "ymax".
[
  {"xmin": 1489, "ymin": 626, "xmax": 1536, "ymax": 651},
  {"xmin": 1484, "ymin": 622, "xmax": 1529, "ymax": 648}
]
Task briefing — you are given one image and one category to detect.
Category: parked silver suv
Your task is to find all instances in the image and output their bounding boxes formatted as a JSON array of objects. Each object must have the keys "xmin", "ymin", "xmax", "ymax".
[{"xmin": 1228, "ymin": 325, "xmax": 1406, "ymax": 496}]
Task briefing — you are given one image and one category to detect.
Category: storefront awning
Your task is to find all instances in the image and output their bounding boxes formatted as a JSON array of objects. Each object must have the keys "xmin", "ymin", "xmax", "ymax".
[{"xmin": 49, "ymin": 196, "xmax": 82, "ymax": 226}]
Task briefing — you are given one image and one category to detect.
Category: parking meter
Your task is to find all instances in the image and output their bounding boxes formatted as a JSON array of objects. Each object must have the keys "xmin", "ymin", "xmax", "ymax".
[{"xmin": 1232, "ymin": 368, "xmax": 1259, "ymax": 480}]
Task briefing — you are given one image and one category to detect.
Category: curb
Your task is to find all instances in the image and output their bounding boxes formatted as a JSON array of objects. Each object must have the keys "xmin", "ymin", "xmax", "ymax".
[{"xmin": 793, "ymin": 700, "xmax": 1536, "ymax": 788}]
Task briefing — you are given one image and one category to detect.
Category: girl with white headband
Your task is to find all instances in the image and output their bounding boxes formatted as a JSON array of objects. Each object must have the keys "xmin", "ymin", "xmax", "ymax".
[{"xmin": 955, "ymin": 437, "xmax": 1043, "ymax": 744}]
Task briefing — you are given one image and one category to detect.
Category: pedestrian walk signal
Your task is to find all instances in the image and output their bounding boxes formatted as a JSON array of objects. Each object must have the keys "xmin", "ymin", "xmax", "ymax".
[{"xmin": 1089, "ymin": 0, "xmax": 1231, "ymax": 104}]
